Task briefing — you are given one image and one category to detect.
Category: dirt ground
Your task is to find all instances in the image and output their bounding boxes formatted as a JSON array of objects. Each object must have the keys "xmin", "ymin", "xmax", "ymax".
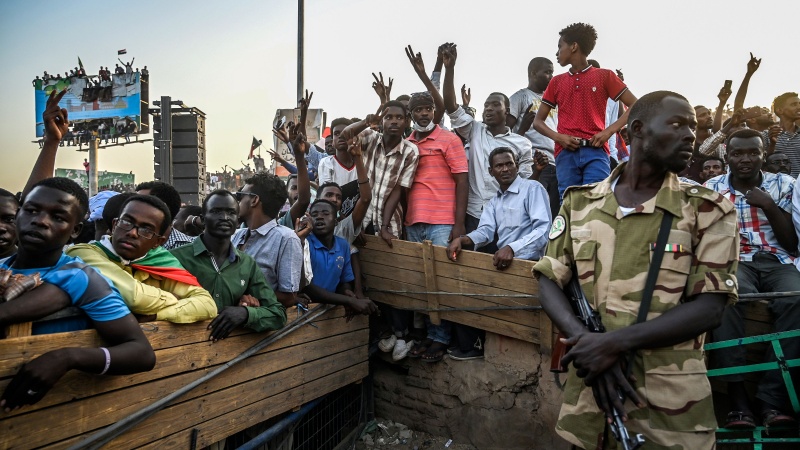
[{"xmin": 355, "ymin": 418, "xmax": 477, "ymax": 450}]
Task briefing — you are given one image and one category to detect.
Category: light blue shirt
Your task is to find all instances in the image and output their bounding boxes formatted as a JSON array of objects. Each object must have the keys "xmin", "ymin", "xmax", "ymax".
[{"xmin": 466, "ymin": 176, "xmax": 552, "ymax": 260}]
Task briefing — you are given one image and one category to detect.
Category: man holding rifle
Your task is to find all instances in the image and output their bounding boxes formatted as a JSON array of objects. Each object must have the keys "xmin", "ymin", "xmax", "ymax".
[{"xmin": 533, "ymin": 91, "xmax": 739, "ymax": 449}]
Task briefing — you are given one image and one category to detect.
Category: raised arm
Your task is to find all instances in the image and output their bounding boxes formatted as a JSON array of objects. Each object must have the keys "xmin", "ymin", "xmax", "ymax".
[
  {"xmin": 441, "ymin": 44, "xmax": 459, "ymax": 114},
  {"xmin": 405, "ymin": 45, "xmax": 445, "ymax": 125},
  {"xmin": 713, "ymin": 82, "xmax": 733, "ymax": 133},
  {"xmin": 287, "ymin": 129, "xmax": 311, "ymax": 225},
  {"xmin": 733, "ymin": 52, "xmax": 761, "ymax": 111},
  {"xmin": 371, "ymin": 72, "xmax": 393, "ymax": 109},
  {"xmin": 24, "ymin": 90, "xmax": 68, "ymax": 197},
  {"xmin": 348, "ymin": 137, "xmax": 372, "ymax": 227}
]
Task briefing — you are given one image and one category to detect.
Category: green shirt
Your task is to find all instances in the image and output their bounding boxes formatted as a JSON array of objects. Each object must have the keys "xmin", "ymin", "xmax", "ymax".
[{"xmin": 171, "ymin": 235, "xmax": 286, "ymax": 332}]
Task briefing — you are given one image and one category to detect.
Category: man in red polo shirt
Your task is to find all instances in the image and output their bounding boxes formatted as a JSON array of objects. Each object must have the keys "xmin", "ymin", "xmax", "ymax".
[{"xmin": 533, "ymin": 22, "xmax": 637, "ymax": 199}]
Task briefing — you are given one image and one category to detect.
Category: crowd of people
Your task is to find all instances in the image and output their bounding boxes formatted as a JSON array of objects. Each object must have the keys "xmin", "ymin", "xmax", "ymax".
[{"xmin": 2, "ymin": 22, "xmax": 799, "ymax": 449}]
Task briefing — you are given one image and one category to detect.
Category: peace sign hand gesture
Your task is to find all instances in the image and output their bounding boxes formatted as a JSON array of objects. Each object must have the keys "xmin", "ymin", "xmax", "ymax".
[
  {"xmin": 371, "ymin": 72, "xmax": 393, "ymax": 104},
  {"xmin": 43, "ymin": 89, "xmax": 69, "ymax": 142},
  {"xmin": 405, "ymin": 45, "xmax": 426, "ymax": 78}
]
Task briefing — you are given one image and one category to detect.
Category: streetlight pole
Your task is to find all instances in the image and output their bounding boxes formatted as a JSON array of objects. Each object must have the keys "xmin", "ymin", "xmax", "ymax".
[{"xmin": 297, "ymin": 0, "xmax": 304, "ymax": 102}]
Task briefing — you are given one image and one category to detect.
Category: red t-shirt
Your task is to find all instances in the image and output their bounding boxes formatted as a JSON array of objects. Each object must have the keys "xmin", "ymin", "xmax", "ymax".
[
  {"xmin": 541, "ymin": 66, "xmax": 627, "ymax": 157},
  {"xmin": 405, "ymin": 126, "xmax": 468, "ymax": 226}
]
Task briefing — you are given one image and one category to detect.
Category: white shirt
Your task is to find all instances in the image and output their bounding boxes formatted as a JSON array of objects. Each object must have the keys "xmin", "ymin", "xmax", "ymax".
[
  {"xmin": 448, "ymin": 106, "xmax": 533, "ymax": 218},
  {"xmin": 509, "ymin": 88, "xmax": 558, "ymax": 164}
]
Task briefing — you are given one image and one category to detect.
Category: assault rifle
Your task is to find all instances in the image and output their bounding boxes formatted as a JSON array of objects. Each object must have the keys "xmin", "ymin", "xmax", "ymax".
[{"xmin": 550, "ymin": 270, "xmax": 645, "ymax": 450}]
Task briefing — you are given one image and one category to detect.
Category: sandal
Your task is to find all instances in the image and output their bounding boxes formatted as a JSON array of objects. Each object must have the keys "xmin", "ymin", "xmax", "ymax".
[
  {"xmin": 723, "ymin": 410, "xmax": 756, "ymax": 429},
  {"xmin": 762, "ymin": 409, "xmax": 796, "ymax": 429},
  {"xmin": 408, "ymin": 339, "xmax": 433, "ymax": 358},
  {"xmin": 421, "ymin": 342, "xmax": 448, "ymax": 363}
]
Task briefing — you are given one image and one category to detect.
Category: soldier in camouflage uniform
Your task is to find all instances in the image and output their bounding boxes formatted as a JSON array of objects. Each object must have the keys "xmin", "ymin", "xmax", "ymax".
[{"xmin": 534, "ymin": 91, "xmax": 739, "ymax": 449}]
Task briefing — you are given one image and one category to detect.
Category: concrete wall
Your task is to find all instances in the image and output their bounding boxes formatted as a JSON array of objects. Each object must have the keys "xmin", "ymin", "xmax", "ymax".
[{"xmin": 373, "ymin": 332, "xmax": 570, "ymax": 450}]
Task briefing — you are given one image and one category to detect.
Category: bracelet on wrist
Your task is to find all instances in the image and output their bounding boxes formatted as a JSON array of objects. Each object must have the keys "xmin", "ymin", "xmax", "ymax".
[{"xmin": 358, "ymin": 179, "xmax": 369, "ymax": 185}]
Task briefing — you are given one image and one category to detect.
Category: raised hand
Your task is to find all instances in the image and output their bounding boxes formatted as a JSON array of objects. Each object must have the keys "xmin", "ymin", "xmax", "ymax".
[
  {"xmin": 441, "ymin": 43, "xmax": 457, "ymax": 68},
  {"xmin": 461, "ymin": 84, "xmax": 471, "ymax": 107},
  {"xmin": 292, "ymin": 130, "xmax": 308, "ymax": 156},
  {"xmin": 405, "ymin": 45, "xmax": 426, "ymax": 77},
  {"xmin": 746, "ymin": 52, "xmax": 761, "ymax": 74},
  {"xmin": 267, "ymin": 149, "xmax": 286, "ymax": 164},
  {"xmin": 371, "ymin": 72, "xmax": 393, "ymax": 104},
  {"xmin": 297, "ymin": 89, "xmax": 313, "ymax": 113},
  {"xmin": 272, "ymin": 122, "xmax": 290, "ymax": 144},
  {"xmin": 347, "ymin": 136, "xmax": 362, "ymax": 158},
  {"xmin": 294, "ymin": 213, "xmax": 312, "ymax": 240},
  {"xmin": 717, "ymin": 82, "xmax": 733, "ymax": 104},
  {"xmin": 43, "ymin": 89, "xmax": 69, "ymax": 142}
]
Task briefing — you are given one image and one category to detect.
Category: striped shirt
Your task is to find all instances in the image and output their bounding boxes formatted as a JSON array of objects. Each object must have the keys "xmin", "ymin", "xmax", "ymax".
[
  {"xmin": 704, "ymin": 171, "xmax": 795, "ymax": 264},
  {"xmin": 359, "ymin": 128, "xmax": 419, "ymax": 236},
  {"xmin": 762, "ymin": 125, "xmax": 800, "ymax": 178},
  {"xmin": 405, "ymin": 125, "xmax": 468, "ymax": 226}
]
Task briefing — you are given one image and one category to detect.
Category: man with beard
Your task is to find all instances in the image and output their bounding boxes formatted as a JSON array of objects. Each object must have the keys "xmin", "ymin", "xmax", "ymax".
[
  {"xmin": 701, "ymin": 156, "xmax": 727, "ymax": 182},
  {"xmin": 67, "ymin": 195, "xmax": 217, "ymax": 323},
  {"xmin": 0, "ymin": 188, "xmax": 19, "ymax": 258},
  {"xmin": 0, "ymin": 177, "xmax": 155, "ymax": 412},
  {"xmin": 534, "ymin": 91, "xmax": 738, "ymax": 449},
  {"xmin": 171, "ymin": 190, "xmax": 286, "ymax": 341},
  {"xmin": 706, "ymin": 128, "xmax": 800, "ymax": 430},
  {"xmin": 232, "ymin": 173, "xmax": 303, "ymax": 308}
]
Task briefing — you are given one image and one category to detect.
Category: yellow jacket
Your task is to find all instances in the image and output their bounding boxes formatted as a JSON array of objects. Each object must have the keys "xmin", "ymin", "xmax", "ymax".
[{"xmin": 66, "ymin": 243, "xmax": 218, "ymax": 323}]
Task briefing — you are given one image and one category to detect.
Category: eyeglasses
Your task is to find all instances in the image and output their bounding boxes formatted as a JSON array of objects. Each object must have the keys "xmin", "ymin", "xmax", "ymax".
[
  {"xmin": 116, "ymin": 218, "xmax": 160, "ymax": 240},
  {"xmin": 234, "ymin": 191, "xmax": 258, "ymax": 201}
]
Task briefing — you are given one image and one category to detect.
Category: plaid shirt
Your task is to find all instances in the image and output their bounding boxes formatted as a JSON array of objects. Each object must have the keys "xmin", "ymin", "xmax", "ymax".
[
  {"xmin": 359, "ymin": 128, "xmax": 419, "ymax": 236},
  {"xmin": 704, "ymin": 171, "xmax": 795, "ymax": 263},
  {"xmin": 163, "ymin": 228, "xmax": 195, "ymax": 250}
]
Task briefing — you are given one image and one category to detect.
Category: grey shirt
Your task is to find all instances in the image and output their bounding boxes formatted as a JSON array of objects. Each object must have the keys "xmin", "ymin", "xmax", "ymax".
[{"xmin": 232, "ymin": 220, "xmax": 302, "ymax": 293}]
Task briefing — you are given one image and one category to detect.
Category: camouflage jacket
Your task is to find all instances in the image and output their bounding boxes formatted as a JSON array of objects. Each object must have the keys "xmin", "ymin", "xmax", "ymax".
[{"xmin": 533, "ymin": 162, "xmax": 739, "ymax": 449}]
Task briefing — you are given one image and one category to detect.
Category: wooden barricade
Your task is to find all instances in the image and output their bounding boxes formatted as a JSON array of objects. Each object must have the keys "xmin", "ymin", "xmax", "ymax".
[
  {"xmin": 0, "ymin": 306, "xmax": 368, "ymax": 450},
  {"xmin": 358, "ymin": 235, "xmax": 553, "ymax": 350}
]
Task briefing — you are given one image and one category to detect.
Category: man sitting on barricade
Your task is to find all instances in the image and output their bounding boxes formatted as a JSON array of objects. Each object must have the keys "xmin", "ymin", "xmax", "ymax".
[{"xmin": 705, "ymin": 128, "xmax": 800, "ymax": 429}]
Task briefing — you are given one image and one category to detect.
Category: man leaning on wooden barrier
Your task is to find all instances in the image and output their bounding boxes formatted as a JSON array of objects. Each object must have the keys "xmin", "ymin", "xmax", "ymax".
[{"xmin": 534, "ymin": 91, "xmax": 739, "ymax": 450}]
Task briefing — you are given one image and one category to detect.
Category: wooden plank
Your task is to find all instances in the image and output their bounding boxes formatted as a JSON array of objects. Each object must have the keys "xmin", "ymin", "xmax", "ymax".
[
  {"xmin": 438, "ymin": 310, "xmax": 538, "ymax": 343},
  {"xmin": 0, "ymin": 306, "xmax": 350, "ymax": 379},
  {"xmin": 2, "ymin": 329, "xmax": 368, "ymax": 449},
  {"xmin": 104, "ymin": 347, "xmax": 368, "ymax": 450},
  {"xmin": 5, "ymin": 322, "xmax": 32, "ymax": 338},
  {"xmin": 422, "ymin": 240, "xmax": 441, "ymax": 325},
  {"xmin": 0, "ymin": 314, "xmax": 366, "ymax": 416},
  {"xmin": 135, "ymin": 363, "xmax": 368, "ymax": 450}
]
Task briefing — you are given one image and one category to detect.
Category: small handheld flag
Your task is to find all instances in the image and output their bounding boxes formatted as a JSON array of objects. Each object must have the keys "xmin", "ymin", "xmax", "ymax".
[
  {"xmin": 248, "ymin": 136, "xmax": 262, "ymax": 159},
  {"xmin": 118, "ymin": 49, "xmax": 127, "ymax": 55}
]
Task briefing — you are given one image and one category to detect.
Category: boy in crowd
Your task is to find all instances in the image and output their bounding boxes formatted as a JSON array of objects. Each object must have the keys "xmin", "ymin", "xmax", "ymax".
[
  {"xmin": 0, "ymin": 188, "xmax": 19, "ymax": 258},
  {"xmin": 0, "ymin": 178, "xmax": 155, "ymax": 411},
  {"xmin": 532, "ymin": 22, "xmax": 637, "ymax": 198},
  {"xmin": 67, "ymin": 195, "xmax": 217, "ymax": 323}
]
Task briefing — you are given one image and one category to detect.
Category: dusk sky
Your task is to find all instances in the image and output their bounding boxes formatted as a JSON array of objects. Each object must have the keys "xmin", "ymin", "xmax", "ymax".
[{"xmin": 0, "ymin": 0, "xmax": 795, "ymax": 192}]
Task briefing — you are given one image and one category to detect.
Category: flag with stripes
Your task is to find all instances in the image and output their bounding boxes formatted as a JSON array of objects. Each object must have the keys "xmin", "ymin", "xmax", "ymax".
[
  {"xmin": 248, "ymin": 136, "xmax": 262, "ymax": 159},
  {"xmin": 118, "ymin": 49, "xmax": 127, "ymax": 55}
]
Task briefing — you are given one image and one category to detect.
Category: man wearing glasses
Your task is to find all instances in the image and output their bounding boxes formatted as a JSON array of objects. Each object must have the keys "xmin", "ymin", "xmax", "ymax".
[
  {"xmin": 67, "ymin": 195, "xmax": 218, "ymax": 323},
  {"xmin": 231, "ymin": 173, "xmax": 303, "ymax": 308}
]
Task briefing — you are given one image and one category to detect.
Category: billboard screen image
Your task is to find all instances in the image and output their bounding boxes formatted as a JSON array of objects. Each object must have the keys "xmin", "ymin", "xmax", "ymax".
[{"xmin": 34, "ymin": 72, "xmax": 141, "ymax": 138}]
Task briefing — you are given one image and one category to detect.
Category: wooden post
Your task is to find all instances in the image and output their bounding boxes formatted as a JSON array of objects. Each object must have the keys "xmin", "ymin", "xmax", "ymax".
[
  {"xmin": 421, "ymin": 240, "xmax": 440, "ymax": 325},
  {"xmin": 5, "ymin": 321, "xmax": 33, "ymax": 338}
]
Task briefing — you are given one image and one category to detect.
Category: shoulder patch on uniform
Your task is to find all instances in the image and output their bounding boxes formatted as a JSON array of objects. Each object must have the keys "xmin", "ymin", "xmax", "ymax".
[
  {"xmin": 549, "ymin": 215, "xmax": 566, "ymax": 240},
  {"xmin": 684, "ymin": 185, "xmax": 734, "ymax": 214}
]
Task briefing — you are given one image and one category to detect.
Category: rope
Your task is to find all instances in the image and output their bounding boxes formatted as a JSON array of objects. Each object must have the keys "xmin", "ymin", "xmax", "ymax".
[{"xmin": 370, "ymin": 288, "xmax": 800, "ymax": 302}]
